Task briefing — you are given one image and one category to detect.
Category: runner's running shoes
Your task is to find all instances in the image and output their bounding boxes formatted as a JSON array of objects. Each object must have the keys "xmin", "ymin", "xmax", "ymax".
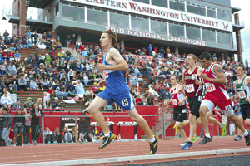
[
  {"xmin": 199, "ymin": 136, "xmax": 212, "ymax": 144},
  {"xmin": 149, "ymin": 136, "xmax": 159, "ymax": 154},
  {"xmin": 234, "ymin": 135, "xmax": 242, "ymax": 141},
  {"xmin": 244, "ymin": 130, "xmax": 250, "ymax": 146},
  {"xmin": 98, "ymin": 132, "xmax": 116, "ymax": 149}
]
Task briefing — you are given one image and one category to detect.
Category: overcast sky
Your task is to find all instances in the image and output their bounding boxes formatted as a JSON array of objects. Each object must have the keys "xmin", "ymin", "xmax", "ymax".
[{"xmin": 0, "ymin": 0, "xmax": 249, "ymax": 62}]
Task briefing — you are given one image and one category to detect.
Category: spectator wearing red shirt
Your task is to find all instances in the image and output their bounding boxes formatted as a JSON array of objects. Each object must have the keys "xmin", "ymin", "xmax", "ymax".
[
  {"xmin": 8, "ymin": 51, "xmax": 15, "ymax": 61},
  {"xmin": 135, "ymin": 95, "xmax": 143, "ymax": 105},
  {"xmin": 153, "ymin": 47, "xmax": 158, "ymax": 53}
]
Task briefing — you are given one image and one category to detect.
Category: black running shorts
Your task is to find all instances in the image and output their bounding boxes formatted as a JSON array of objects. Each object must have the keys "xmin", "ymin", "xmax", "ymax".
[
  {"xmin": 188, "ymin": 96, "xmax": 202, "ymax": 118},
  {"xmin": 173, "ymin": 105, "xmax": 188, "ymax": 122},
  {"xmin": 240, "ymin": 104, "xmax": 250, "ymax": 120}
]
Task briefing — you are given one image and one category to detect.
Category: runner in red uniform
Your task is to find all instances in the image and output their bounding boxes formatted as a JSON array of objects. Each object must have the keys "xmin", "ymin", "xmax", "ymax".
[
  {"xmin": 181, "ymin": 54, "xmax": 225, "ymax": 150},
  {"xmin": 168, "ymin": 76, "xmax": 189, "ymax": 146},
  {"xmin": 199, "ymin": 52, "xmax": 250, "ymax": 145},
  {"xmin": 181, "ymin": 54, "xmax": 203, "ymax": 149}
]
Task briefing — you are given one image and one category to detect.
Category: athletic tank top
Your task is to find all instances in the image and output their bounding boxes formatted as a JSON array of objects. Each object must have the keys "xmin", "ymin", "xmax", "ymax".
[
  {"xmin": 103, "ymin": 47, "xmax": 128, "ymax": 94},
  {"xmin": 236, "ymin": 76, "xmax": 250, "ymax": 105},
  {"xmin": 170, "ymin": 86, "xmax": 186, "ymax": 108},
  {"xmin": 202, "ymin": 63, "xmax": 229, "ymax": 100},
  {"xmin": 184, "ymin": 67, "xmax": 203, "ymax": 97}
]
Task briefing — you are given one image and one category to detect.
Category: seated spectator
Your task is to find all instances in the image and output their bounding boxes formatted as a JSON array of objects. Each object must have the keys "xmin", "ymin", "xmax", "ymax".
[
  {"xmin": 67, "ymin": 69, "xmax": 74, "ymax": 81},
  {"xmin": 44, "ymin": 127, "xmax": 56, "ymax": 144},
  {"xmin": 36, "ymin": 98, "xmax": 44, "ymax": 109},
  {"xmin": 8, "ymin": 51, "xmax": 15, "ymax": 61},
  {"xmin": 147, "ymin": 93, "xmax": 155, "ymax": 105},
  {"xmin": 29, "ymin": 79, "xmax": 37, "ymax": 89},
  {"xmin": 66, "ymin": 81, "xmax": 76, "ymax": 94},
  {"xmin": 53, "ymin": 127, "xmax": 62, "ymax": 143},
  {"xmin": 142, "ymin": 98, "xmax": 147, "ymax": 105},
  {"xmin": 7, "ymin": 62, "xmax": 17, "ymax": 76},
  {"xmin": 13, "ymin": 100, "xmax": 24, "ymax": 109},
  {"xmin": 13, "ymin": 108, "xmax": 25, "ymax": 146},
  {"xmin": 0, "ymin": 60, "xmax": 7, "ymax": 75},
  {"xmin": 45, "ymin": 54, "xmax": 52, "ymax": 68},
  {"xmin": 62, "ymin": 127, "xmax": 72, "ymax": 143},
  {"xmin": 76, "ymin": 80, "xmax": 85, "ymax": 95},
  {"xmin": 52, "ymin": 97, "xmax": 62, "ymax": 110},
  {"xmin": 23, "ymin": 97, "xmax": 33, "ymax": 109},
  {"xmin": 83, "ymin": 72, "xmax": 88, "ymax": 85},
  {"xmin": 12, "ymin": 75, "xmax": 18, "ymax": 91},
  {"xmin": 71, "ymin": 126, "xmax": 77, "ymax": 143},
  {"xmin": 87, "ymin": 71, "xmax": 94, "ymax": 85},
  {"xmin": 60, "ymin": 75, "xmax": 68, "ymax": 87},
  {"xmin": 0, "ymin": 91, "xmax": 12, "ymax": 108},
  {"xmin": 18, "ymin": 75, "xmax": 27, "ymax": 91},
  {"xmin": 56, "ymin": 41, "xmax": 62, "ymax": 49}
]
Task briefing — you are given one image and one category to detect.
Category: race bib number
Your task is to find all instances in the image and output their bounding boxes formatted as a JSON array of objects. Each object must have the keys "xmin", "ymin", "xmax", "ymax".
[
  {"xmin": 205, "ymin": 83, "xmax": 216, "ymax": 92},
  {"xmin": 192, "ymin": 74, "xmax": 197, "ymax": 80},
  {"xmin": 172, "ymin": 99, "xmax": 177, "ymax": 106},
  {"xmin": 186, "ymin": 84, "xmax": 194, "ymax": 93},
  {"xmin": 238, "ymin": 91, "xmax": 246, "ymax": 99},
  {"xmin": 182, "ymin": 109, "xmax": 187, "ymax": 113},
  {"xmin": 122, "ymin": 99, "xmax": 128, "ymax": 106}
]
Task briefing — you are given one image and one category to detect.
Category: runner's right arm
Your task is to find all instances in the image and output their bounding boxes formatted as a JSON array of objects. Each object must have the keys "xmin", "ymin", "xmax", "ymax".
[{"xmin": 232, "ymin": 81, "xmax": 238, "ymax": 101}]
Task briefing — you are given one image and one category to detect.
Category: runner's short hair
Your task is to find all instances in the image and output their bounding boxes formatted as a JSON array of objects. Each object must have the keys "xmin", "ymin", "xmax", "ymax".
[
  {"xmin": 187, "ymin": 53, "xmax": 198, "ymax": 61},
  {"xmin": 237, "ymin": 64, "xmax": 245, "ymax": 71},
  {"xmin": 200, "ymin": 52, "xmax": 211, "ymax": 60}
]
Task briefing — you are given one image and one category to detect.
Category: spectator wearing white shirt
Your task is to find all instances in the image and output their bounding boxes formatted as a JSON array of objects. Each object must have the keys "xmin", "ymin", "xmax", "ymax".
[
  {"xmin": 44, "ymin": 127, "xmax": 56, "ymax": 144},
  {"xmin": 83, "ymin": 72, "xmax": 88, "ymax": 85},
  {"xmin": 67, "ymin": 69, "xmax": 74, "ymax": 81},
  {"xmin": 1, "ymin": 93, "xmax": 12, "ymax": 108}
]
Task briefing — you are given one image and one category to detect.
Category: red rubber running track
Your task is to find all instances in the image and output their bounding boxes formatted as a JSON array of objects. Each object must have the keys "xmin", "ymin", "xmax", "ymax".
[{"xmin": 0, "ymin": 137, "xmax": 249, "ymax": 165}]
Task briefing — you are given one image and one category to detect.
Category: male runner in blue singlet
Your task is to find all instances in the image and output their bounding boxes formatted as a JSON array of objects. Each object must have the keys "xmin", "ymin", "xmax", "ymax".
[{"xmin": 86, "ymin": 29, "xmax": 158, "ymax": 154}]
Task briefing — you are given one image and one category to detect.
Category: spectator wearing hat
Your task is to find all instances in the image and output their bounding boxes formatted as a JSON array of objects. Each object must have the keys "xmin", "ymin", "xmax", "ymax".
[
  {"xmin": 18, "ymin": 75, "xmax": 27, "ymax": 91},
  {"xmin": 52, "ymin": 97, "xmax": 62, "ymax": 110},
  {"xmin": 23, "ymin": 97, "xmax": 33, "ymax": 109},
  {"xmin": 13, "ymin": 108, "xmax": 25, "ymax": 146}
]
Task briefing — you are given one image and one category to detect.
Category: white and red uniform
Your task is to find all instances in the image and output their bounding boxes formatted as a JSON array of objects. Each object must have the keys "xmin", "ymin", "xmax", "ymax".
[
  {"xmin": 201, "ymin": 63, "xmax": 233, "ymax": 116},
  {"xmin": 170, "ymin": 85, "xmax": 186, "ymax": 108},
  {"xmin": 184, "ymin": 67, "xmax": 203, "ymax": 98}
]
